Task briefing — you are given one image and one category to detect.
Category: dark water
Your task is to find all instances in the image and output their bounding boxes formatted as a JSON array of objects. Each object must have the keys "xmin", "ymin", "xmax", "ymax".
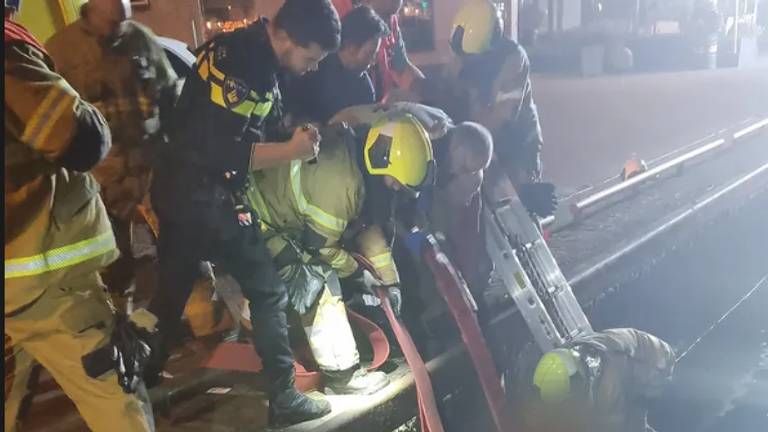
[{"xmin": 589, "ymin": 189, "xmax": 768, "ymax": 432}]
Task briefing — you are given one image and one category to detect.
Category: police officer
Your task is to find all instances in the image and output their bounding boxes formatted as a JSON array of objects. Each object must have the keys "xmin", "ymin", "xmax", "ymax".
[
  {"xmin": 4, "ymin": 1, "xmax": 153, "ymax": 430},
  {"xmin": 147, "ymin": 0, "xmax": 341, "ymax": 426},
  {"xmin": 443, "ymin": 1, "xmax": 546, "ymax": 190},
  {"xmin": 525, "ymin": 328, "xmax": 676, "ymax": 432},
  {"xmin": 46, "ymin": 0, "xmax": 180, "ymax": 313}
]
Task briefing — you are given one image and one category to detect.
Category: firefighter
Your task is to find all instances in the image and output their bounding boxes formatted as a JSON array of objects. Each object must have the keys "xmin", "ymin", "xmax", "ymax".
[
  {"xmin": 524, "ymin": 328, "xmax": 676, "ymax": 432},
  {"xmin": 428, "ymin": 0, "xmax": 552, "ymax": 202},
  {"xmin": 4, "ymin": 1, "xmax": 154, "ymax": 430},
  {"xmin": 244, "ymin": 114, "xmax": 433, "ymax": 394},
  {"xmin": 146, "ymin": 0, "xmax": 341, "ymax": 426},
  {"xmin": 46, "ymin": 0, "xmax": 180, "ymax": 314},
  {"xmin": 332, "ymin": 0, "xmax": 426, "ymax": 102},
  {"xmin": 417, "ymin": 1, "xmax": 555, "ymax": 322}
]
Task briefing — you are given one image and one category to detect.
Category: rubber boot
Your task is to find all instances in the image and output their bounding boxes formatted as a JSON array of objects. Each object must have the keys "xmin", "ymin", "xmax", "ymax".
[
  {"xmin": 268, "ymin": 372, "xmax": 332, "ymax": 427},
  {"xmin": 323, "ymin": 366, "xmax": 390, "ymax": 396}
]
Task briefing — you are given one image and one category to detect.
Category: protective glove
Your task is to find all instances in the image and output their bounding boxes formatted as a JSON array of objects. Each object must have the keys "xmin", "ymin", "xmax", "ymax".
[
  {"xmin": 340, "ymin": 267, "xmax": 384, "ymax": 296},
  {"xmin": 82, "ymin": 312, "xmax": 153, "ymax": 393},
  {"xmin": 388, "ymin": 102, "xmax": 453, "ymax": 139},
  {"xmin": 356, "ymin": 284, "xmax": 402, "ymax": 318},
  {"xmin": 283, "ymin": 263, "xmax": 327, "ymax": 315},
  {"xmin": 517, "ymin": 182, "xmax": 558, "ymax": 219},
  {"xmin": 386, "ymin": 285, "xmax": 402, "ymax": 318},
  {"xmin": 111, "ymin": 313, "xmax": 153, "ymax": 393}
]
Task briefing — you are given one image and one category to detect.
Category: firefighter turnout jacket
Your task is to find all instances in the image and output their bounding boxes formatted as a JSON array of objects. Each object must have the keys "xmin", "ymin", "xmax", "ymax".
[
  {"xmin": 46, "ymin": 13, "xmax": 179, "ymax": 220},
  {"xmin": 525, "ymin": 328, "xmax": 676, "ymax": 432},
  {"xmin": 246, "ymin": 125, "xmax": 399, "ymax": 285},
  {"xmin": 4, "ymin": 20, "xmax": 119, "ymax": 313},
  {"xmin": 425, "ymin": 38, "xmax": 543, "ymax": 184}
]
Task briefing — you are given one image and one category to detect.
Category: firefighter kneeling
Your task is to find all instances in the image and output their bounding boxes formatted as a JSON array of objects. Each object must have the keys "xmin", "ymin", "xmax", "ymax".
[
  {"xmin": 241, "ymin": 114, "xmax": 434, "ymax": 394},
  {"xmin": 524, "ymin": 328, "xmax": 676, "ymax": 432}
]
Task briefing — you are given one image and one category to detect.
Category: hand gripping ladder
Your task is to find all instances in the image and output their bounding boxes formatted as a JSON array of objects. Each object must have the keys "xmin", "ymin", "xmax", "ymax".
[{"xmin": 483, "ymin": 179, "xmax": 592, "ymax": 352}]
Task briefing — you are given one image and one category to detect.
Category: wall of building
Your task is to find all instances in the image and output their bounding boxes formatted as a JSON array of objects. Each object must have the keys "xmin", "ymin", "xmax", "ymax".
[
  {"xmin": 251, "ymin": 0, "xmax": 283, "ymax": 18},
  {"xmin": 198, "ymin": 0, "xmax": 518, "ymax": 65},
  {"xmin": 16, "ymin": 0, "xmax": 85, "ymax": 43},
  {"xmin": 410, "ymin": 0, "xmax": 519, "ymax": 66},
  {"xmin": 131, "ymin": 0, "xmax": 205, "ymax": 48}
]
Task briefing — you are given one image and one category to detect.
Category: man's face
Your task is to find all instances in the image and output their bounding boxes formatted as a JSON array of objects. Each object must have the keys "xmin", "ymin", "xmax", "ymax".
[
  {"xmin": 448, "ymin": 137, "xmax": 484, "ymax": 176},
  {"xmin": 282, "ymin": 41, "xmax": 329, "ymax": 76},
  {"xmin": 383, "ymin": 175, "xmax": 403, "ymax": 191},
  {"xmin": 368, "ymin": 0, "xmax": 402, "ymax": 18},
  {"xmin": 88, "ymin": 0, "xmax": 131, "ymax": 39},
  {"xmin": 343, "ymin": 37, "xmax": 381, "ymax": 75}
]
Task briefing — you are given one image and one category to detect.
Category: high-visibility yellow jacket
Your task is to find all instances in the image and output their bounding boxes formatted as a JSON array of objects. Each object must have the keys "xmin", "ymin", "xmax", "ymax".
[
  {"xmin": 4, "ymin": 24, "xmax": 118, "ymax": 314},
  {"xmin": 246, "ymin": 126, "xmax": 399, "ymax": 285}
]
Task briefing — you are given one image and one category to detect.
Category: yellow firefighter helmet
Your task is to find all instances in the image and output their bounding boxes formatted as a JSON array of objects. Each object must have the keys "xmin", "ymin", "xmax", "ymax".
[
  {"xmin": 533, "ymin": 348, "xmax": 588, "ymax": 403},
  {"xmin": 450, "ymin": 0, "xmax": 503, "ymax": 55},
  {"xmin": 364, "ymin": 114, "xmax": 435, "ymax": 194}
]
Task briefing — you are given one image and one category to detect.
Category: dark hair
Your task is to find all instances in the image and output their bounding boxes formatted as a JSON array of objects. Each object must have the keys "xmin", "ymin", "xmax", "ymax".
[
  {"xmin": 341, "ymin": 5, "xmax": 390, "ymax": 48},
  {"xmin": 274, "ymin": 0, "xmax": 341, "ymax": 51}
]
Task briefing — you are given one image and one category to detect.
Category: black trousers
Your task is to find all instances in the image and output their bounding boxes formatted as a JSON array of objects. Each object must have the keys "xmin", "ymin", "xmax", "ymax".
[{"xmin": 147, "ymin": 210, "xmax": 294, "ymax": 390}]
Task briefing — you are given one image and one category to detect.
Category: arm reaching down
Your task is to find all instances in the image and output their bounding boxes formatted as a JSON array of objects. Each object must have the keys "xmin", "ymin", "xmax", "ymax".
[{"xmin": 329, "ymin": 102, "xmax": 452, "ymax": 139}]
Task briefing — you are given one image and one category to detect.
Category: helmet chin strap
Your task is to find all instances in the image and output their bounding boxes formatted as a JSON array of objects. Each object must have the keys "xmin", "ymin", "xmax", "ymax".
[
  {"xmin": 449, "ymin": 26, "xmax": 466, "ymax": 56},
  {"xmin": 571, "ymin": 344, "xmax": 603, "ymax": 406}
]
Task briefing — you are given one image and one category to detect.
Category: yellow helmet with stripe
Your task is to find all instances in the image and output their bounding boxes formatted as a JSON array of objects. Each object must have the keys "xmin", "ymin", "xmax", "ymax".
[
  {"xmin": 364, "ymin": 114, "xmax": 435, "ymax": 195},
  {"xmin": 450, "ymin": 0, "xmax": 503, "ymax": 55}
]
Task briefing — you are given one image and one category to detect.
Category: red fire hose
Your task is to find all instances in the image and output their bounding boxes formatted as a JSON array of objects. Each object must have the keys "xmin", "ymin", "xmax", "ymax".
[
  {"xmin": 422, "ymin": 234, "xmax": 513, "ymax": 432},
  {"xmin": 353, "ymin": 254, "xmax": 445, "ymax": 432}
]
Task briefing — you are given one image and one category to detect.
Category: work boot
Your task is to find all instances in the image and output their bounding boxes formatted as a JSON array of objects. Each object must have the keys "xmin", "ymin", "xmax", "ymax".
[
  {"xmin": 323, "ymin": 366, "xmax": 390, "ymax": 396},
  {"xmin": 268, "ymin": 372, "xmax": 332, "ymax": 427}
]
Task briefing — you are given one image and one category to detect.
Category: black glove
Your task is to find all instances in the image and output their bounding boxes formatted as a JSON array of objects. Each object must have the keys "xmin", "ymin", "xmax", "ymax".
[
  {"xmin": 386, "ymin": 285, "xmax": 402, "ymax": 318},
  {"xmin": 111, "ymin": 313, "xmax": 153, "ymax": 393},
  {"xmin": 517, "ymin": 182, "xmax": 558, "ymax": 218},
  {"xmin": 81, "ymin": 313, "xmax": 152, "ymax": 393}
]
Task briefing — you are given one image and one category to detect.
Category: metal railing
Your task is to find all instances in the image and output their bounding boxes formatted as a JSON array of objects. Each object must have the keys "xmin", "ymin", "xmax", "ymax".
[{"xmin": 542, "ymin": 116, "xmax": 768, "ymax": 231}]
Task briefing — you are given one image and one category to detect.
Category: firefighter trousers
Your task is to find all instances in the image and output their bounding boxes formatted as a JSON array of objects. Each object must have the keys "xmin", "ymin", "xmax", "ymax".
[
  {"xmin": 4, "ymin": 272, "xmax": 154, "ymax": 432},
  {"xmin": 147, "ymin": 218, "xmax": 295, "ymax": 388},
  {"xmin": 300, "ymin": 288, "xmax": 360, "ymax": 372},
  {"xmin": 241, "ymin": 283, "xmax": 360, "ymax": 372}
]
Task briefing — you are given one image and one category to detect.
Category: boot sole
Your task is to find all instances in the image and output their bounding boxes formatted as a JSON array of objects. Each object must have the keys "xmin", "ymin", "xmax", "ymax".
[{"xmin": 324, "ymin": 377, "xmax": 390, "ymax": 396}]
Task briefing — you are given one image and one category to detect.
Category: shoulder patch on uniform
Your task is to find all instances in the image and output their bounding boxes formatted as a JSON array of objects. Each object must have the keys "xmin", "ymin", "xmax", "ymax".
[
  {"xmin": 215, "ymin": 44, "xmax": 228, "ymax": 61},
  {"xmin": 223, "ymin": 77, "xmax": 250, "ymax": 108}
]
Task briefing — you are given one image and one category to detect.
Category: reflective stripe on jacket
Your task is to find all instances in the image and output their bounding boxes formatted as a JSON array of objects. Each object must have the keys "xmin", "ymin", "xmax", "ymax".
[
  {"xmin": 246, "ymin": 127, "xmax": 399, "ymax": 284},
  {"xmin": 5, "ymin": 27, "xmax": 118, "ymax": 313}
]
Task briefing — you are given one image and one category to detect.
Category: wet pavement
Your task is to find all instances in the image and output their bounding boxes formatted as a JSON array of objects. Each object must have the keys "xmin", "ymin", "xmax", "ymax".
[
  {"xmin": 533, "ymin": 63, "xmax": 768, "ymax": 191},
  {"xmin": 590, "ymin": 186, "xmax": 768, "ymax": 432},
  {"xmin": 453, "ymin": 134, "xmax": 768, "ymax": 432}
]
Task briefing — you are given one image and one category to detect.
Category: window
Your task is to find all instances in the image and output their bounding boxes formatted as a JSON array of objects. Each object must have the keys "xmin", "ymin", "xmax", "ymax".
[{"xmin": 399, "ymin": 0, "xmax": 435, "ymax": 52}]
